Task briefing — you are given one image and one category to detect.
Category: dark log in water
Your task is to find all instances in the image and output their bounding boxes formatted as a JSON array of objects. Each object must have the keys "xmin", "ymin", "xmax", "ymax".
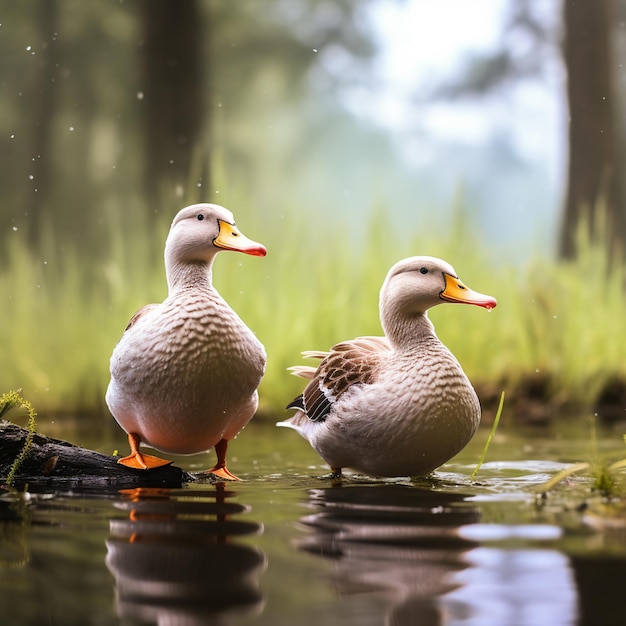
[{"xmin": 0, "ymin": 420, "xmax": 193, "ymax": 490}]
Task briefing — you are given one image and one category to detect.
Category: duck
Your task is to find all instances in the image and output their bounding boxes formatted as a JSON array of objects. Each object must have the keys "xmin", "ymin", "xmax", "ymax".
[
  {"xmin": 277, "ymin": 256, "xmax": 497, "ymax": 478},
  {"xmin": 105, "ymin": 203, "xmax": 267, "ymax": 480}
]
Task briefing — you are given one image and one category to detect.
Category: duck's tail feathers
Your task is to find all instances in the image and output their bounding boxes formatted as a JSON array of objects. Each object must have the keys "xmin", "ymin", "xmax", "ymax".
[
  {"xmin": 285, "ymin": 394, "xmax": 305, "ymax": 411},
  {"xmin": 301, "ymin": 350, "xmax": 329, "ymax": 360},
  {"xmin": 276, "ymin": 415, "xmax": 308, "ymax": 433},
  {"xmin": 288, "ymin": 365, "xmax": 316, "ymax": 380}
]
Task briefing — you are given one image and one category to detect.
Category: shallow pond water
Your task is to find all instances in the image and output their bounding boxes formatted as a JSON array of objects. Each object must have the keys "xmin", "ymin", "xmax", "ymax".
[{"xmin": 2, "ymin": 420, "xmax": 626, "ymax": 625}]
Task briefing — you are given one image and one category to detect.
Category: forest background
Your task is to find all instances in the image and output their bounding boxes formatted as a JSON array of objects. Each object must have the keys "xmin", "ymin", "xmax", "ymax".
[{"xmin": 1, "ymin": 0, "xmax": 626, "ymax": 430}]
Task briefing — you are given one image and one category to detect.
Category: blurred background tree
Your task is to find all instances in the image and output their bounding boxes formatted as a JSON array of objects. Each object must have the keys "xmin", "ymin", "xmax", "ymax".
[
  {"xmin": 140, "ymin": 0, "xmax": 205, "ymax": 212},
  {"xmin": 0, "ymin": 0, "xmax": 376, "ymax": 254},
  {"xmin": 560, "ymin": 0, "xmax": 623, "ymax": 260},
  {"xmin": 3, "ymin": 0, "xmax": 626, "ymax": 259},
  {"xmin": 431, "ymin": 0, "xmax": 626, "ymax": 261},
  {"xmin": 2, "ymin": 0, "xmax": 626, "ymax": 417}
]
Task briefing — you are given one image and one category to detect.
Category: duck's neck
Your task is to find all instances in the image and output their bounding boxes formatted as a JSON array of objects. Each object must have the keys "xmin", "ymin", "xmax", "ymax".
[
  {"xmin": 382, "ymin": 310, "xmax": 438, "ymax": 351},
  {"xmin": 166, "ymin": 259, "xmax": 215, "ymax": 293}
]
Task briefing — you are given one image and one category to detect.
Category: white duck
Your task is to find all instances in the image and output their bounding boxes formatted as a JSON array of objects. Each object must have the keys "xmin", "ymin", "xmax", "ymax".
[
  {"xmin": 106, "ymin": 203, "xmax": 267, "ymax": 480},
  {"xmin": 278, "ymin": 256, "xmax": 497, "ymax": 478}
]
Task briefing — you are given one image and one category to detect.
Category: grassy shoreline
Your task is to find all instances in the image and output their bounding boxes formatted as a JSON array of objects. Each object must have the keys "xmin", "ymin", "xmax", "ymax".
[{"xmin": 1, "ymin": 203, "xmax": 625, "ymax": 424}]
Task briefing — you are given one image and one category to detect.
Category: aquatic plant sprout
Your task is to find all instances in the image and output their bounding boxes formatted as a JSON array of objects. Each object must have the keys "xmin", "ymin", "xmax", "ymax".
[
  {"xmin": 471, "ymin": 390, "xmax": 505, "ymax": 481},
  {"xmin": 536, "ymin": 423, "xmax": 626, "ymax": 495},
  {"xmin": 1, "ymin": 390, "xmax": 37, "ymax": 487}
]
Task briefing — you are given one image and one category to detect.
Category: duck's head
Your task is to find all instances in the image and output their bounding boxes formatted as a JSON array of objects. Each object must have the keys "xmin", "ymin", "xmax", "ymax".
[
  {"xmin": 165, "ymin": 203, "xmax": 267, "ymax": 266},
  {"xmin": 380, "ymin": 256, "xmax": 497, "ymax": 330}
]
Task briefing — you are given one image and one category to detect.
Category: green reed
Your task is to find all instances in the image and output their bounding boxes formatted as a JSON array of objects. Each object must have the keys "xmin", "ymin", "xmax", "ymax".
[{"xmin": 0, "ymin": 196, "xmax": 624, "ymax": 420}]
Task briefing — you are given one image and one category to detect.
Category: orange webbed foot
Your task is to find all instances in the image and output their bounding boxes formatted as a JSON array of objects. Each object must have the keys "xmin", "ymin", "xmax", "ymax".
[
  {"xmin": 204, "ymin": 438, "xmax": 240, "ymax": 480},
  {"xmin": 206, "ymin": 464, "xmax": 240, "ymax": 481},
  {"xmin": 118, "ymin": 432, "xmax": 172, "ymax": 470},
  {"xmin": 117, "ymin": 452, "xmax": 173, "ymax": 470}
]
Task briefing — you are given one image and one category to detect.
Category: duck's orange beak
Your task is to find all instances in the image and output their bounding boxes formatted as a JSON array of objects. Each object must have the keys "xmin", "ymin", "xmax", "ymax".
[
  {"xmin": 440, "ymin": 273, "xmax": 497, "ymax": 310},
  {"xmin": 214, "ymin": 220, "xmax": 267, "ymax": 257}
]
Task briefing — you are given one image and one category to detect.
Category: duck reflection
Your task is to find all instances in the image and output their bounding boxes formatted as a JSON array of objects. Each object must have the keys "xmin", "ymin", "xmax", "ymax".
[
  {"xmin": 106, "ymin": 484, "xmax": 266, "ymax": 625},
  {"xmin": 299, "ymin": 484, "xmax": 479, "ymax": 626}
]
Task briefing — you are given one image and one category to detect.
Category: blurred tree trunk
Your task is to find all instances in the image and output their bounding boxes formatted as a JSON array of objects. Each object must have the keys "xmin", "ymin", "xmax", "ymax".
[
  {"xmin": 27, "ymin": 0, "xmax": 59, "ymax": 248},
  {"xmin": 139, "ymin": 0, "xmax": 207, "ymax": 212},
  {"xmin": 559, "ymin": 0, "xmax": 624, "ymax": 259}
]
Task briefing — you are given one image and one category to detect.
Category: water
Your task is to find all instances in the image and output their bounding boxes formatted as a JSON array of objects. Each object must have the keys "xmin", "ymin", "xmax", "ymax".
[{"xmin": 1, "ymin": 421, "xmax": 626, "ymax": 625}]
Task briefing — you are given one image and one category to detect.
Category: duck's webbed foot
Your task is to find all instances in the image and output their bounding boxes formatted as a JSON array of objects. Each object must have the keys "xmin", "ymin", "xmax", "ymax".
[
  {"xmin": 117, "ymin": 433, "xmax": 172, "ymax": 470},
  {"xmin": 204, "ymin": 438, "xmax": 241, "ymax": 481},
  {"xmin": 330, "ymin": 467, "xmax": 343, "ymax": 479}
]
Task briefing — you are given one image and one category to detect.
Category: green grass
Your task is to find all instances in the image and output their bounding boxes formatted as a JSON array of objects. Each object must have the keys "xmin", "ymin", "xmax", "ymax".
[
  {"xmin": 536, "ymin": 421, "xmax": 626, "ymax": 498},
  {"xmin": 0, "ymin": 196, "xmax": 624, "ymax": 420}
]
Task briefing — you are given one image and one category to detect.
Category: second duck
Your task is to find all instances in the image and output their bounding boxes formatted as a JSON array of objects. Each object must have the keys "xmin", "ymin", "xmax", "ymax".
[{"xmin": 278, "ymin": 256, "xmax": 497, "ymax": 478}]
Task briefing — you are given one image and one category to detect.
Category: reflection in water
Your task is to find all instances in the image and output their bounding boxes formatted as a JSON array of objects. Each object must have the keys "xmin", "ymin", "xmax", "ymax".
[
  {"xmin": 0, "ymin": 496, "xmax": 30, "ymax": 568},
  {"xmin": 106, "ymin": 484, "xmax": 266, "ymax": 625},
  {"xmin": 300, "ymin": 483, "xmax": 584, "ymax": 625},
  {"xmin": 445, "ymin": 544, "xmax": 578, "ymax": 626},
  {"xmin": 571, "ymin": 555, "xmax": 626, "ymax": 626},
  {"xmin": 299, "ymin": 484, "xmax": 480, "ymax": 626}
]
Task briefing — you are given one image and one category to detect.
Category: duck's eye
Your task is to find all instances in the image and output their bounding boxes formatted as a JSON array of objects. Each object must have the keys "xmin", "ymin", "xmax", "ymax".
[
  {"xmin": 420, "ymin": 267, "xmax": 428, "ymax": 274},
  {"xmin": 197, "ymin": 214, "xmax": 205, "ymax": 221}
]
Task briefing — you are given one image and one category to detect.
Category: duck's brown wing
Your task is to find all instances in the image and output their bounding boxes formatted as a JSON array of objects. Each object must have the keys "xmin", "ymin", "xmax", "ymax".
[
  {"xmin": 123, "ymin": 303, "xmax": 159, "ymax": 332},
  {"xmin": 286, "ymin": 336, "xmax": 391, "ymax": 422}
]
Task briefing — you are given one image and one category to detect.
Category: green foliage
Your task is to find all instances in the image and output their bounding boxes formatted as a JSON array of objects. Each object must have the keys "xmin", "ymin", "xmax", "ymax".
[
  {"xmin": 537, "ymin": 457, "xmax": 626, "ymax": 496},
  {"xmin": 536, "ymin": 420, "xmax": 626, "ymax": 497},
  {"xmin": 1, "ymin": 390, "xmax": 37, "ymax": 487},
  {"xmin": 0, "ymin": 193, "xmax": 625, "ymax": 421}
]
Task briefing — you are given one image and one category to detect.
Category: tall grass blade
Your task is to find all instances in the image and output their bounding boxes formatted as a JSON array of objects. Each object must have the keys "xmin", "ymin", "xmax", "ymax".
[{"xmin": 471, "ymin": 390, "xmax": 505, "ymax": 481}]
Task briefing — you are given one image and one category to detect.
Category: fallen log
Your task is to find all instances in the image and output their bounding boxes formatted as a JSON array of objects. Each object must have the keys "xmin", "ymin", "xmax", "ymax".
[{"xmin": 0, "ymin": 420, "xmax": 193, "ymax": 490}]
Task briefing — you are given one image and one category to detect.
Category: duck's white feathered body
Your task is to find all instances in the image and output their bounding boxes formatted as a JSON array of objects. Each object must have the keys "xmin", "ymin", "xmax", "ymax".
[
  {"xmin": 279, "ymin": 256, "xmax": 496, "ymax": 478},
  {"xmin": 106, "ymin": 203, "xmax": 267, "ymax": 478},
  {"xmin": 106, "ymin": 286, "xmax": 265, "ymax": 455}
]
